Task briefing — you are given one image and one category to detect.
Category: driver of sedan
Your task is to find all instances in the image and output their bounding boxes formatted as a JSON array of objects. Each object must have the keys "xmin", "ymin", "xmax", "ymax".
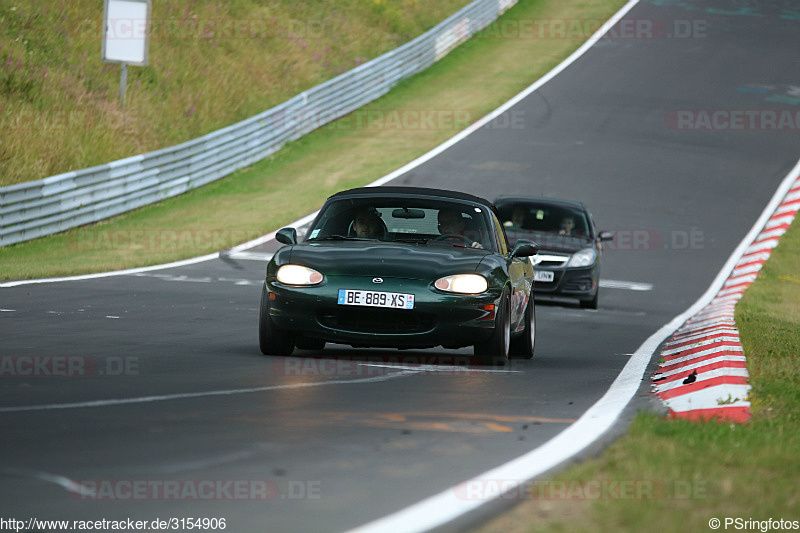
[
  {"xmin": 503, "ymin": 207, "xmax": 526, "ymax": 228},
  {"xmin": 437, "ymin": 208, "xmax": 483, "ymax": 249}
]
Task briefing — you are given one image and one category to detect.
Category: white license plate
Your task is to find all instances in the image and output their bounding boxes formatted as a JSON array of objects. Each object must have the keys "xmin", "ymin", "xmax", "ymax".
[
  {"xmin": 337, "ymin": 289, "xmax": 415, "ymax": 309},
  {"xmin": 534, "ymin": 270, "xmax": 555, "ymax": 283}
]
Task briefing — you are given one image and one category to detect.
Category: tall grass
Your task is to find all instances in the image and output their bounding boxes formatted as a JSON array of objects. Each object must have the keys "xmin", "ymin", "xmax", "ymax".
[{"xmin": 0, "ymin": 0, "xmax": 470, "ymax": 186}]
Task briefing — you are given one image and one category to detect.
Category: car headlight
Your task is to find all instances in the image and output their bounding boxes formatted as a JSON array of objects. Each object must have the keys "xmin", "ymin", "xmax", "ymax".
[
  {"xmin": 567, "ymin": 249, "xmax": 597, "ymax": 267},
  {"xmin": 434, "ymin": 274, "xmax": 488, "ymax": 294},
  {"xmin": 276, "ymin": 264, "xmax": 323, "ymax": 285}
]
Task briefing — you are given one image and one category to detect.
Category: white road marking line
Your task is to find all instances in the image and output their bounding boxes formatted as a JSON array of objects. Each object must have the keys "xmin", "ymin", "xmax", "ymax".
[
  {"xmin": 358, "ymin": 363, "xmax": 521, "ymax": 373},
  {"xmin": 0, "ymin": 370, "xmax": 420, "ymax": 413},
  {"xmin": 599, "ymin": 279, "xmax": 654, "ymax": 291},
  {"xmin": 1, "ymin": 467, "xmax": 96, "ymax": 497},
  {"xmin": 0, "ymin": 253, "xmax": 220, "ymax": 288},
  {"xmin": 160, "ymin": 450, "xmax": 257, "ymax": 475},
  {"xmin": 223, "ymin": 251, "xmax": 275, "ymax": 261},
  {"xmin": 132, "ymin": 273, "xmax": 262, "ymax": 285}
]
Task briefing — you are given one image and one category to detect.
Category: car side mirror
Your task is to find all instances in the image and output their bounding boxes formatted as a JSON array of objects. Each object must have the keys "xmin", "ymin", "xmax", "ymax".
[
  {"xmin": 598, "ymin": 231, "xmax": 613, "ymax": 242},
  {"xmin": 510, "ymin": 239, "xmax": 539, "ymax": 258},
  {"xmin": 276, "ymin": 227, "xmax": 297, "ymax": 245}
]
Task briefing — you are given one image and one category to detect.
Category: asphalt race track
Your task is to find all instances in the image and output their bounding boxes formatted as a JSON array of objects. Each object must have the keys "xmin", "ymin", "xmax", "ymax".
[{"xmin": 1, "ymin": 1, "xmax": 799, "ymax": 531}]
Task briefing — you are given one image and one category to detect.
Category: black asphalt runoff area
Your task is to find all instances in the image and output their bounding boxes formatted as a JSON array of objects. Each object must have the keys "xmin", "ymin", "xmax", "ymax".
[{"xmin": 2, "ymin": 1, "xmax": 799, "ymax": 531}]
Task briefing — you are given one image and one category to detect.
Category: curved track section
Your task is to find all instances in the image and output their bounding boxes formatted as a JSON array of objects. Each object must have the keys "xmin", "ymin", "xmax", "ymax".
[{"xmin": 1, "ymin": 1, "xmax": 799, "ymax": 532}]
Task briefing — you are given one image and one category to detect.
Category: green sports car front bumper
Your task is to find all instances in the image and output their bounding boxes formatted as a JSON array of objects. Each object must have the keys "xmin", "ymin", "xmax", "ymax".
[{"xmin": 266, "ymin": 275, "xmax": 503, "ymax": 350}]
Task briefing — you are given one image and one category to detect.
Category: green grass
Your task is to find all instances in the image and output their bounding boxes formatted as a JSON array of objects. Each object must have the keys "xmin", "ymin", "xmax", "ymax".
[
  {"xmin": 473, "ymin": 218, "xmax": 800, "ymax": 533},
  {"xmin": 0, "ymin": 0, "xmax": 471, "ymax": 186},
  {"xmin": 0, "ymin": 0, "xmax": 628, "ymax": 280}
]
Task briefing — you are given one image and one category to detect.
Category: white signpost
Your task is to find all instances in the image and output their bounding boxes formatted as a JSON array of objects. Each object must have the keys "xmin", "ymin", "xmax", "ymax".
[{"xmin": 102, "ymin": 0, "xmax": 151, "ymax": 108}]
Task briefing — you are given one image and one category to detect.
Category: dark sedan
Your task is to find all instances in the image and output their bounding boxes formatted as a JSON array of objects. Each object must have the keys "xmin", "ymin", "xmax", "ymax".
[
  {"xmin": 494, "ymin": 196, "xmax": 612, "ymax": 309},
  {"xmin": 259, "ymin": 187, "xmax": 539, "ymax": 365}
]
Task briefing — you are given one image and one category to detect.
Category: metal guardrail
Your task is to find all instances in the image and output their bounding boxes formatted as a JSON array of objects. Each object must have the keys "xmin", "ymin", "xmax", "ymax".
[{"xmin": 0, "ymin": 0, "xmax": 517, "ymax": 247}]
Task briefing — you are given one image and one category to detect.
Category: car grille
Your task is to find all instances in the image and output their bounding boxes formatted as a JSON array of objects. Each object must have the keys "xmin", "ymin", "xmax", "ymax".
[
  {"xmin": 536, "ymin": 254, "xmax": 569, "ymax": 268},
  {"xmin": 318, "ymin": 308, "xmax": 436, "ymax": 334}
]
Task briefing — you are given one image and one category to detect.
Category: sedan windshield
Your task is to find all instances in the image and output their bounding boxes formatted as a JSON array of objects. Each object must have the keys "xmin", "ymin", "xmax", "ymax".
[
  {"xmin": 306, "ymin": 197, "xmax": 497, "ymax": 252},
  {"xmin": 497, "ymin": 202, "xmax": 593, "ymax": 247}
]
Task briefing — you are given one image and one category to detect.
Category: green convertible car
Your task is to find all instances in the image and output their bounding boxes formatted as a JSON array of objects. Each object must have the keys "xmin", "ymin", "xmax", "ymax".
[{"xmin": 259, "ymin": 187, "xmax": 539, "ymax": 365}]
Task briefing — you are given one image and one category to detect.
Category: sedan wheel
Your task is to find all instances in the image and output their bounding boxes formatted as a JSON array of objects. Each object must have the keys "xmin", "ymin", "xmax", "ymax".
[{"xmin": 580, "ymin": 288, "xmax": 599, "ymax": 310}]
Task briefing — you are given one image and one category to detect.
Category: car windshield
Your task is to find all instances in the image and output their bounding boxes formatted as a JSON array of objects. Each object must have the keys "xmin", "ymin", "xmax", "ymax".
[
  {"xmin": 306, "ymin": 196, "xmax": 497, "ymax": 252},
  {"xmin": 497, "ymin": 202, "xmax": 593, "ymax": 247}
]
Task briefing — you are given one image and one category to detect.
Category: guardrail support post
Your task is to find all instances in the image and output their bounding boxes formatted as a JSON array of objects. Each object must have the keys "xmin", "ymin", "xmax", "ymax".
[{"xmin": 120, "ymin": 63, "xmax": 128, "ymax": 109}]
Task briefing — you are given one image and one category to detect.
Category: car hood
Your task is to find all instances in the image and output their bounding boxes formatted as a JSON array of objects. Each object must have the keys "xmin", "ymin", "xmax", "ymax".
[
  {"xmin": 506, "ymin": 231, "xmax": 592, "ymax": 254},
  {"xmin": 274, "ymin": 241, "xmax": 490, "ymax": 279}
]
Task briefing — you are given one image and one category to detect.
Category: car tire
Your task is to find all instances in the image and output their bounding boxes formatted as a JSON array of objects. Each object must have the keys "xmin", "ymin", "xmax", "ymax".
[
  {"xmin": 259, "ymin": 285, "xmax": 295, "ymax": 356},
  {"xmin": 510, "ymin": 295, "xmax": 535, "ymax": 359},
  {"xmin": 580, "ymin": 289, "xmax": 599, "ymax": 310},
  {"xmin": 474, "ymin": 289, "xmax": 510, "ymax": 366}
]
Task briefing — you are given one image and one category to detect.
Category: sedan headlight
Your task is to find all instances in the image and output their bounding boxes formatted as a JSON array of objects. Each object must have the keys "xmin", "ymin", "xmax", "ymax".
[
  {"xmin": 434, "ymin": 274, "xmax": 488, "ymax": 294},
  {"xmin": 276, "ymin": 264, "xmax": 323, "ymax": 285},
  {"xmin": 567, "ymin": 249, "xmax": 597, "ymax": 268}
]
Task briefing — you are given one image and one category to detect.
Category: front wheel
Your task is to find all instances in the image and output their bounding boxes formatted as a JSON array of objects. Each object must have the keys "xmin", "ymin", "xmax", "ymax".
[
  {"xmin": 510, "ymin": 295, "xmax": 535, "ymax": 359},
  {"xmin": 580, "ymin": 289, "xmax": 599, "ymax": 310},
  {"xmin": 474, "ymin": 290, "xmax": 510, "ymax": 366},
  {"xmin": 259, "ymin": 285, "xmax": 295, "ymax": 356}
]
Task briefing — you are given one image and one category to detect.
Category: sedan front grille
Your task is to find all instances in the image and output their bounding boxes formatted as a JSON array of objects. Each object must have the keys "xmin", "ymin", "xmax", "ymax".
[
  {"xmin": 536, "ymin": 254, "xmax": 569, "ymax": 268},
  {"xmin": 318, "ymin": 308, "xmax": 435, "ymax": 334}
]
